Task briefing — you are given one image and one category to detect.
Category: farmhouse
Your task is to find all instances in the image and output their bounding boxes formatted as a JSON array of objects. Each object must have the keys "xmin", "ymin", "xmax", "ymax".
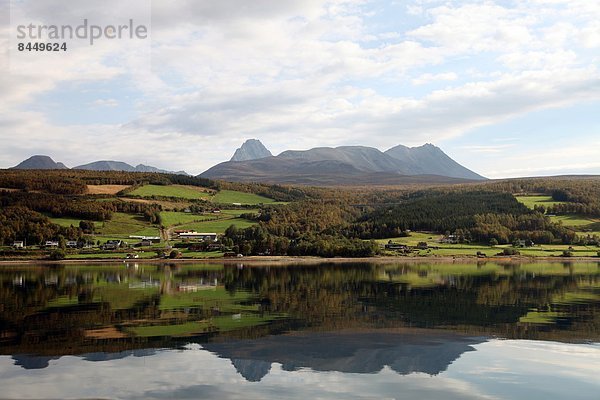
[
  {"xmin": 440, "ymin": 234, "xmax": 458, "ymax": 244},
  {"xmin": 13, "ymin": 241, "xmax": 25, "ymax": 249},
  {"xmin": 45, "ymin": 241, "xmax": 59, "ymax": 248},
  {"xmin": 103, "ymin": 240, "xmax": 123, "ymax": 250},
  {"xmin": 66, "ymin": 241, "xmax": 78, "ymax": 248}
]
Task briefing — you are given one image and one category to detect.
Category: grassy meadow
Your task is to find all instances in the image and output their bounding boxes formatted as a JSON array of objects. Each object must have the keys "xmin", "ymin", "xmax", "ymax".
[
  {"xmin": 212, "ymin": 190, "xmax": 274, "ymax": 205},
  {"xmin": 130, "ymin": 184, "xmax": 212, "ymax": 199}
]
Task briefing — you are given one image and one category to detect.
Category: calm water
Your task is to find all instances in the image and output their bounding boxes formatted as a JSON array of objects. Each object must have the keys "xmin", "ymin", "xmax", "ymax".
[{"xmin": 0, "ymin": 261, "xmax": 599, "ymax": 399}]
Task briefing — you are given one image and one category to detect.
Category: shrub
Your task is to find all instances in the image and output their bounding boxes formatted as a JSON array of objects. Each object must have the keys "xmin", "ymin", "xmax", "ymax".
[
  {"xmin": 502, "ymin": 248, "xmax": 520, "ymax": 256},
  {"xmin": 48, "ymin": 249, "xmax": 66, "ymax": 261}
]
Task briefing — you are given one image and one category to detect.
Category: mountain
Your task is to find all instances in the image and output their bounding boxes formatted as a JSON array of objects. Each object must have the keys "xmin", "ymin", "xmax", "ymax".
[
  {"xmin": 201, "ymin": 142, "xmax": 486, "ymax": 185},
  {"xmin": 230, "ymin": 139, "xmax": 272, "ymax": 162},
  {"xmin": 74, "ymin": 161, "xmax": 188, "ymax": 175},
  {"xmin": 11, "ymin": 155, "xmax": 69, "ymax": 170},
  {"xmin": 278, "ymin": 146, "xmax": 402, "ymax": 172},
  {"xmin": 74, "ymin": 161, "xmax": 136, "ymax": 172},
  {"xmin": 133, "ymin": 164, "xmax": 189, "ymax": 175},
  {"xmin": 385, "ymin": 143, "xmax": 485, "ymax": 180}
]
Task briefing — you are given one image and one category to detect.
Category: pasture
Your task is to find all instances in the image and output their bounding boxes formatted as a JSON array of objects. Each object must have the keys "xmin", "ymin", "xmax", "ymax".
[
  {"xmin": 95, "ymin": 213, "xmax": 159, "ymax": 239},
  {"xmin": 160, "ymin": 211, "xmax": 216, "ymax": 227},
  {"xmin": 87, "ymin": 185, "xmax": 130, "ymax": 195},
  {"xmin": 177, "ymin": 218, "xmax": 255, "ymax": 233},
  {"xmin": 130, "ymin": 184, "xmax": 211, "ymax": 199},
  {"xmin": 515, "ymin": 195, "xmax": 566, "ymax": 209},
  {"xmin": 212, "ymin": 190, "xmax": 274, "ymax": 205}
]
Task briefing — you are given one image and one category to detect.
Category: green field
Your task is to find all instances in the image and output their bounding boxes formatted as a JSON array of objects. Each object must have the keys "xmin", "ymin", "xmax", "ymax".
[
  {"xmin": 178, "ymin": 218, "xmax": 255, "ymax": 233},
  {"xmin": 211, "ymin": 190, "xmax": 274, "ymax": 205},
  {"xmin": 220, "ymin": 209, "xmax": 259, "ymax": 216},
  {"xmin": 130, "ymin": 185, "xmax": 211, "ymax": 199},
  {"xmin": 375, "ymin": 232, "xmax": 442, "ymax": 246},
  {"xmin": 160, "ymin": 211, "xmax": 216, "ymax": 227},
  {"xmin": 549, "ymin": 214, "xmax": 598, "ymax": 227},
  {"xmin": 48, "ymin": 216, "xmax": 94, "ymax": 228},
  {"xmin": 515, "ymin": 195, "xmax": 567, "ymax": 209},
  {"xmin": 515, "ymin": 195, "xmax": 599, "ymax": 232},
  {"xmin": 378, "ymin": 231, "xmax": 600, "ymax": 258},
  {"xmin": 95, "ymin": 213, "xmax": 160, "ymax": 239}
]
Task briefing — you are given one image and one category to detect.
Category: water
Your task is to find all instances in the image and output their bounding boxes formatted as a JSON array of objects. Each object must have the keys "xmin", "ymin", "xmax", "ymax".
[{"xmin": 0, "ymin": 261, "xmax": 599, "ymax": 399}]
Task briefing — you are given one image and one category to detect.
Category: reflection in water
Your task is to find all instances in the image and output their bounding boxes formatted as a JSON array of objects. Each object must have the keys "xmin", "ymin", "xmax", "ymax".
[
  {"xmin": 0, "ymin": 262, "xmax": 599, "ymax": 398},
  {"xmin": 0, "ymin": 339, "xmax": 598, "ymax": 400},
  {"xmin": 205, "ymin": 330, "xmax": 484, "ymax": 381}
]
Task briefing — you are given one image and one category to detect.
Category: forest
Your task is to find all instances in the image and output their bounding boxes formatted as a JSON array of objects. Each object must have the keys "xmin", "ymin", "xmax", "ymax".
[{"xmin": 1, "ymin": 169, "xmax": 599, "ymax": 257}]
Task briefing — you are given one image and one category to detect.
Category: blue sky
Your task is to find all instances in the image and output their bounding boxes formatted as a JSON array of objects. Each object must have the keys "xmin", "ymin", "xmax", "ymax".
[{"xmin": 1, "ymin": 0, "xmax": 599, "ymax": 177}]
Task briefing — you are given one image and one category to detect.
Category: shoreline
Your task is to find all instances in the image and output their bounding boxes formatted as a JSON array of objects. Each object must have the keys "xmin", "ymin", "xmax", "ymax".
[{"xmin": 1, "ymin": 255, "xmax": 599, "ymax": 266}]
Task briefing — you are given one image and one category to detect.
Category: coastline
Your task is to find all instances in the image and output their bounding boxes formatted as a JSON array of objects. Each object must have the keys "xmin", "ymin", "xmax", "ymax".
[{"xmin": 1, "ymin": 255, "xmax": 598, "ymax": 266}]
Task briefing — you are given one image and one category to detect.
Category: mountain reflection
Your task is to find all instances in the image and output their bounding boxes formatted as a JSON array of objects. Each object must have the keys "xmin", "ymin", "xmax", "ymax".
[
  {"xmin": 0, "ymin": 261, "xmax": 599, "ymax": 370},
  {"xmin": 205, "ymin": 330, "xmax": 484, "ymax": 381}
]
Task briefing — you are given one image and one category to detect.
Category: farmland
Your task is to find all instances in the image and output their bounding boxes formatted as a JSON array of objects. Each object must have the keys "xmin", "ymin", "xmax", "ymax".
[
  {"xmin": 87, "ymin": 185, "xmax": 130, "ymax": 195},
  {"xmin": 176, "ymin": 218, "xmax": 255, "ymax": 234},
  {"xmin": 160, "ymin": 211, "xmax": 216, "ymax": 227},
  {"xmin": 515, "ymin": 195, "xmax": 566, "ymax": 209},
  {"xmin": 129, "ymin": 184, "xmax": 212, "ymax": 199},
  {"xmin": 95, "ymin": 213, "xmax": 160, "ymax": 239},
  {"xmin": 516, "ymin": 195, "xmax": 599, "ymax": 232},
  {"xmin": 212, "ymin": 190, "xmax": 274, "ymax": 205}
]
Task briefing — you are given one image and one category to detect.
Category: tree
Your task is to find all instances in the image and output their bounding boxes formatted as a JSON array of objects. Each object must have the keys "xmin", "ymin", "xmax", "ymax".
[
  {"xmin": 48, "ymin": 249, "xmax": 66, "ymax": 260},
  {"xmin": 489, "ymin": 238, "xmax": 499, "ymax": 247}
]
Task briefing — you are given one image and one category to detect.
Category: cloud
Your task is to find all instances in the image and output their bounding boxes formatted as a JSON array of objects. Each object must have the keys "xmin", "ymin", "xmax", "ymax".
[
  {"xmin": 0, "ymin": 0, "xmax": 598, "ymax": 176},
  {"xmin": 412, "ymin": 72, "xmax": 458, "ymax": 85}
]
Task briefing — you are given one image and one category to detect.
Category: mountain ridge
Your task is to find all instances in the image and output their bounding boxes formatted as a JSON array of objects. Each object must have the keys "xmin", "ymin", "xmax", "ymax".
[
  {"xmin": 10, "ymin": 156, "xmax": 188, "ymax": 175},
  {"xmin": 201, "ymin": 141, "xmax": 486, "ymax": 185}
]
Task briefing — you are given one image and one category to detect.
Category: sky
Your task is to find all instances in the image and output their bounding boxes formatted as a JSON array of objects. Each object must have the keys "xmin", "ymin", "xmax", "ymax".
[{"xmin": 0, "ymin": 0, "xmax": 599, "ymax": 178}]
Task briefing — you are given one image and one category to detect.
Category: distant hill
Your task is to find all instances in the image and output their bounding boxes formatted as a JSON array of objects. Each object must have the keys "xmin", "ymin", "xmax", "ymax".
[
  {"xmin": 231, "ymin": 139, "xmax": 272, "ymax": 162},
  {"xmin": 74, "ymin": 160, "xmax": 136, "ymax": 172},
  {"xmin": 11, "ymin": 156, "xmax": 188, "ymax": 175},
  {"xmin": 201, "ymin": 142, "xmax": 486, "ymax": 185},
  {"xmin": 11, "ymin": 155, "xmax": 68, "ymax": 170},
  {"xmin": 74, "ymin": 161, "xmax": 188, "ymax": 175}
]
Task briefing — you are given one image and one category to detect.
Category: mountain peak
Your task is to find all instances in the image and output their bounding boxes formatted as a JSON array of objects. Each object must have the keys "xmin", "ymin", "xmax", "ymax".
[
  {"xmin": 385, "ymin": 143, "xmax": 485, "ymax": 180},
  {"xmin": 11, "ymin": 155, "xmax": 69, "ymax": 170},
  {"xmin": 231, "ymin": 139, "xmax": 272, "ymax": 162}
]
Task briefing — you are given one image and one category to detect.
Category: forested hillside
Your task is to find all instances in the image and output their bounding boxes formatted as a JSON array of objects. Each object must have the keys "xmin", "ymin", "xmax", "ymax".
[{"xmin": 1, "ymin": 169, "xmax": 599, "ymax": 258}]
